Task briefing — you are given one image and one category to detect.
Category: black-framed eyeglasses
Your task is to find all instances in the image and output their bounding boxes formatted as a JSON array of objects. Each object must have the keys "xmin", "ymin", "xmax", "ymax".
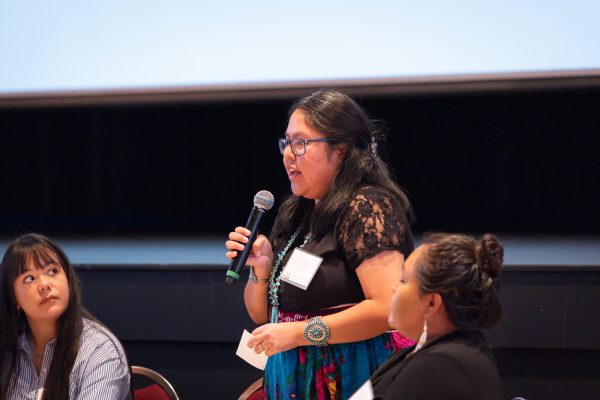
[{"xmin": 278, "ymin": 137, "xmax": 335, "ymax": 156}]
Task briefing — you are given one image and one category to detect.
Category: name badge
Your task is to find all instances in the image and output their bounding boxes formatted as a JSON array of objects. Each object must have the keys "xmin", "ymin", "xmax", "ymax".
[{"xmin": 279, "ymin": 248, "xmax": 323, "ymax": 290}]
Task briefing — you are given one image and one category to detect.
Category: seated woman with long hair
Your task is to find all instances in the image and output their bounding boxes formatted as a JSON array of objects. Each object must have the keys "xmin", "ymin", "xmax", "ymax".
[
  {"xmin": 0, "ymin": 233, "xmax": 131, "ymax": 400},
  {"xmin": 370, "ymin": 233, "xmax": 504, "ymax": 400}
]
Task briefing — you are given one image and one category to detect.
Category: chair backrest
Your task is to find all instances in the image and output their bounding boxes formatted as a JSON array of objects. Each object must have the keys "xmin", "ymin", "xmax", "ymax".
[
  {"xmin": 238, "ymin": 377, "xmax": 263, "ymax": 400},
  {"xmin": 131, "ymin": 365, "xmax": 180, "ymax": 400}
]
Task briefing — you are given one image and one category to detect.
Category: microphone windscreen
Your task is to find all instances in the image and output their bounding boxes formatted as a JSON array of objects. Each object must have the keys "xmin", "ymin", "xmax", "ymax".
[{"xmin": 254, "ymin": 190, "xmax": 275, "ymax": 211}]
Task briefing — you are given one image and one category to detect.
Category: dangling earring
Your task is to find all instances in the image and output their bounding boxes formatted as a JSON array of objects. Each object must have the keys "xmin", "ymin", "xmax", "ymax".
[
  {"xmin": 16, "ymin": 306, "xmax": 22, "ymax": 318},
  {"xmin": 414, "ymin": 317, "xmax": 428, "ymax": 352}
]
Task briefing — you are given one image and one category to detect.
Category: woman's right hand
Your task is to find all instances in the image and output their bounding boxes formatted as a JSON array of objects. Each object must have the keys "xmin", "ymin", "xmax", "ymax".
[{"xmin": 225, "ymin": 227, "xmax": 274, "ymax": 279}]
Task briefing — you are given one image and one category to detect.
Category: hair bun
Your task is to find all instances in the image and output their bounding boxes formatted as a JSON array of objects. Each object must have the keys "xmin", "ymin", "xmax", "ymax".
[{"xmin": 476, "ymin": 234, "xmax": 503, "ymax": 282}]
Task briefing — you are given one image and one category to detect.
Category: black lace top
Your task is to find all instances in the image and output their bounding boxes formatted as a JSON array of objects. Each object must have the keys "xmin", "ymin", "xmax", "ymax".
[{"xmin": 277, "ymin": 185, "xmax": 414, "ymax": 313}]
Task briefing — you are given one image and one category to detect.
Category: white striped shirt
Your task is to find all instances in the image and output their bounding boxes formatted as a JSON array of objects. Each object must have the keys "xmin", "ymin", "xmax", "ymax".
[{"xmin": 13, "ymin": 318, "xmax": 131, "ymax": 400}]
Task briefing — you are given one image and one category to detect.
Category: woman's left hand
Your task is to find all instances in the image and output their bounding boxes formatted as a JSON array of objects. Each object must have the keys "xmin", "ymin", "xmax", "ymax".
[{"xmin": 247, "ymin": 322, "xmax": 303, "ymax": 357}]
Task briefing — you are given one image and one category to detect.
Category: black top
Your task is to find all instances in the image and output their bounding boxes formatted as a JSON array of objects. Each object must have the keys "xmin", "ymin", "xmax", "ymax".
[
  {"xmin": 371, "ymin": 330, "xmax": 503, "ymax": 400},
  {"xmin": 278, "ymin": 185, "xmax": 414, "ymax": 312}
]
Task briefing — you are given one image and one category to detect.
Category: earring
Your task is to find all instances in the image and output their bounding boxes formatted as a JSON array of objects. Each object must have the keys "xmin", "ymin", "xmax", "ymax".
[{"xmin": 414, "ymin": 317, "xmax": 428, "ymax": 352}]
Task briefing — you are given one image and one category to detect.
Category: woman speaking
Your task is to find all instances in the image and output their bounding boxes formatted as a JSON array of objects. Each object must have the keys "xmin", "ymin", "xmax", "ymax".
[{"xmin": 226, "ymin": 89, "xmax": 414, "ymax": 399}]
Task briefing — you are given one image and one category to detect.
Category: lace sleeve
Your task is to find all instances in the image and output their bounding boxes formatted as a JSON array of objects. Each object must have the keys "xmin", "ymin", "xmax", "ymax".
[{"xmin": 338, "ymin": 186, "xmax": 413, "ymax": 270}]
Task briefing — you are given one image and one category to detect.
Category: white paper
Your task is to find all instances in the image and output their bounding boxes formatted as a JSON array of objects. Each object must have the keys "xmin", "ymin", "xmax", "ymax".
[
  {"xmin": 279, "ymin": 248, "xmax": 323, "ymax": 290},
  {"xmin": 348, "ymin": 379, "xmax": 374, "ymax": 400},
  {"xmin": 236, "ymin": 330, "xmax": 268, "ymax": 370}
]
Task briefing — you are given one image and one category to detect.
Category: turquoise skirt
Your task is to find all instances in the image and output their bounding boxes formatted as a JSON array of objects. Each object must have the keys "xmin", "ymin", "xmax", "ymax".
[{"xmin": 263, "ymin": 331, "xmax": 413, "ymax": 399}]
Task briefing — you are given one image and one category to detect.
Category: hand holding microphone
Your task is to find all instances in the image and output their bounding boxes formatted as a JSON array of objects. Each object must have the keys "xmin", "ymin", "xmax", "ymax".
[{"xmin": 225, "ymin": 190, "xmax": 275, "ymax": 285}]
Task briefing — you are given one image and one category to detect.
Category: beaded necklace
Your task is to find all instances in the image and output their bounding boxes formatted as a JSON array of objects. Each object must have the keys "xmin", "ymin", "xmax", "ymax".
[{"xmin": 268, "ymin": 225, "xmax": 313, "ymax": 323}]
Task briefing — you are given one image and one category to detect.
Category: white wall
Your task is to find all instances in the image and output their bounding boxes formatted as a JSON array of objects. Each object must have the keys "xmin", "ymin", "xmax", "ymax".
[{"xmin": 1, "ymin": 0, "xmax": 598, "ymax": 94}]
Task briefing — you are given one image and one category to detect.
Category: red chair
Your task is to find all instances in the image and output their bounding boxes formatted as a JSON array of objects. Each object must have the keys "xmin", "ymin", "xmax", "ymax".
[
  {"xmin": 131, "ymin": 365, "xmax": 180, "ymax": 400},
  {"xmin": 238, "ymin": 377, "xmax": 263, "ymax": 400}
]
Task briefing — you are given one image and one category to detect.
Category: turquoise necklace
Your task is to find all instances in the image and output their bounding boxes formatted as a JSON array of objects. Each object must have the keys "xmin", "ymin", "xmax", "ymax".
[{"xmin": 268, "ymin": 225, "xmax": 313, "ymax": 323}]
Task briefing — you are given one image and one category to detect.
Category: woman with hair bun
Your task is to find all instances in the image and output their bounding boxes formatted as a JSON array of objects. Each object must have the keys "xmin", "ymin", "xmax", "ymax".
[{"xmin": 370, "ymin": 233, "xmax": 504, "ymax": 400}]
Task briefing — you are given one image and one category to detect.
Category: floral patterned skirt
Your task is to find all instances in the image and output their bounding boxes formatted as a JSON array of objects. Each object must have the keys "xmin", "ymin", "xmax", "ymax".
[{"xmin": 263, "ymin": 310, "xmax": 414, "ymax": 400}]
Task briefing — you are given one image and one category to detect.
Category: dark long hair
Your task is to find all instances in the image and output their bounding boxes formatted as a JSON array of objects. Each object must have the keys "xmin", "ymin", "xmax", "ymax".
[
  {"xmin": 0, "ymin": 233, "xmax": 95, "ymax": 400},
  {"xmin": 417, "ymin": 233, "xmax": 504, "ymax": 330},
  {"xmin": 271, "ymin": 89, "xmax": 412, "ymax": 247}
]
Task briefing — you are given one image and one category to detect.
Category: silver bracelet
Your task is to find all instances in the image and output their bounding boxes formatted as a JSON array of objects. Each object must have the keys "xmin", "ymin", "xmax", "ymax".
[
  {"xmin": 249, "ymin": 266, "xmax": 269, "ymax": 284},
  {"xmin": 303, "ymin": 316, "xmax": 331, "ymax": 346}
]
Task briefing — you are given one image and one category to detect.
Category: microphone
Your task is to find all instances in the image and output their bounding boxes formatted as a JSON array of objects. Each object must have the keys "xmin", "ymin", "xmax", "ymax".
[{"xmin": 225, "ymin": 190, "xmax": 275, "ymax": 285}]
